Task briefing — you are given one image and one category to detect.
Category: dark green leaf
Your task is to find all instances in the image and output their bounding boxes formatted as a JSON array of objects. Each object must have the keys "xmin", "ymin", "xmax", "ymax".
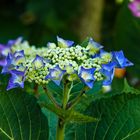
[
  {"xmin": 66, "ymin": 110, "xmax": 98, "ymax": 123},
  {"xmin": 0, "ymin": 91, "xmax": 49, "ymax": 140},
  {"xmin": 66, "ymin": 92, "xmax": 140, "ymax": 140}
]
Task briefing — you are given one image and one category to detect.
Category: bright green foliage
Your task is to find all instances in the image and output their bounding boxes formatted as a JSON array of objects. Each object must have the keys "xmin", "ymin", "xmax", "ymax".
[{"xmin": 0, "ymin": 91, "xmax": 48, "ymax": 140}]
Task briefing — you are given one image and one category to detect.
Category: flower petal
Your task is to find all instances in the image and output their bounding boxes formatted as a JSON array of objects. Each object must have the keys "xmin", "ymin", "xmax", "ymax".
[
  {"xmin": 78, "ymin": 66, "xmax": 96, "ymax": 88},
  {"xmin": 112, "ymin": 50, "xmax": 134, "ymax": 68},
  {"xmin": 86, "ymin": 38, "xmax": 103, "ymax": 55},
  {"xmin": 7, "ymin": 70, "xmax": 25, "ymax": 90},
  {"xmin": 45, "ymin": 65, "xmax": 66, "ymax": 85},
  {"xmin": 32, "ymin": 55, "xmax": 45, "ymax": 69},
  {"xmin": 100, "ymin": 62, "xmax": 115, "ymax": 85},
  {"xmin": 57, "ymin": 36, "xmax": 74, "ymax": 48}
]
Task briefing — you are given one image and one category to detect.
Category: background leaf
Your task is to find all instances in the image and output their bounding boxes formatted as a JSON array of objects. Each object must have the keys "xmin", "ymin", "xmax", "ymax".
[{"xmin": 0, "ymin": 91, "xmax": 49, "ymax": 140}]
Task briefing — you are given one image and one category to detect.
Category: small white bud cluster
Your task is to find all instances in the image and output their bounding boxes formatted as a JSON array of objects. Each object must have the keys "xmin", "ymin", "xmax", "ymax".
[
  {"xmin": 44, "ymin": 45, "xmax": 88, "ymax": 64},
  {"xmin": 25, "ymin": 62, "xmax": 52, "ymax": 84}
]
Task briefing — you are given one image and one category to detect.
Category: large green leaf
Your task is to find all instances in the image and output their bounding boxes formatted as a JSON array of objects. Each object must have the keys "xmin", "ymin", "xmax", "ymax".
[
  {"xmin": 0, "ymin": 91, "xmax": 49, "ymax": 140},
  {"xmin": 66, "ymin": 92, "xmax": 140, "ymax": 140}
]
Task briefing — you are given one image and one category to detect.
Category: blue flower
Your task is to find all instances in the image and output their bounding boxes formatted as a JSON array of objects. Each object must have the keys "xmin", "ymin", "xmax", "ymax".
[
  {"xmin": 100, "ymin": 49, "xmax": 112, "ymax": 62},
  {"xmin": 57, "ymin": 36, "xmax": 74, "ymax": 48},
  {"xmin": 0, "ymin": 37, "xmax": 22, "ymax": 66},
  {"xmin": 1, "ymin": 50, "xmax": 25, "ymax": 74},
  {"xmin": 78, "ymin": 66, "xmax": 96, "ymax": 88},
  {"xmin": 7, "ymin": 70, "xmax": 25, "ymax": 90},
  {"xmin": 45, "ymin": 65, "xmax": 66, "ymax": 85},
  {"xmin": 86, "ymin": 38, "xmax": 103, "ymax": 56},
  {"xmin": 112, "ymin": 50, "xmax": 133, "ymax": 68},
  {"xmin": 100, "ymin": 62, "xmax": 115, "ymax": 85},
  {"xmin": 32, "ymin": 55, "xmax": 45, "ymax": 69}
]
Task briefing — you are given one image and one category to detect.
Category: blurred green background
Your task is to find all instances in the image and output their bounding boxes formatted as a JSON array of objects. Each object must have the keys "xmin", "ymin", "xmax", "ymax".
[{"xmin": 0, "ymin": 0, "xmax": 140, "ymax": 85}]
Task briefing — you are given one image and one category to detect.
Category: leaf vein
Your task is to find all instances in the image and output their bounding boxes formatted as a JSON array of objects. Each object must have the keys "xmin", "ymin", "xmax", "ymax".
[
  {"xmin": 102, "ymin": 103, "xmax": 126, "ymax": 140},
  {"xmin": 7, "ymin": 94, "xmax": 23, "ymax": 140}
]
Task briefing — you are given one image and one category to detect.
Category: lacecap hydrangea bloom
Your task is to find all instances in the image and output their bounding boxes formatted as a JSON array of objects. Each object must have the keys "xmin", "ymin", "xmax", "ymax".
[{"xmin": 0, "ymin": 36, "xmax": 133, "ymax": 90}]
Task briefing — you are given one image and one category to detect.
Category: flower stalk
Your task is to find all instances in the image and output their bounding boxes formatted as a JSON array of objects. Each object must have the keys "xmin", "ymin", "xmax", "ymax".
[
  {"xmin": 56, "ymin": 118, "xmax": 65, "ymax": 140},
  {"xmin": 56, "ymin": 81, "xmax": 73, "ymax": 140},
  {"xmin": 43, "ymin": 86, "xmax": 61, "ymax": 109}
]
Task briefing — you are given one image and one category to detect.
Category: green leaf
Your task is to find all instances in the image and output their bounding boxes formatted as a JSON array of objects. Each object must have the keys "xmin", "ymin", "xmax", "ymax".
[
  {"xmin": 66, "ymin": 93, "xmax": 140, "ymax": 139},
  {"xmin": 123, "ymin": 79, "xmax": 140, "ymax": 95},
  {"xmin": 80, "ymin": 37, "xmax": 90, "ymax": 48},
  {"xmin": 66, "ymin": 110, "xmax": 98, "ymax": 123},
  {"xmin": 0, "ymin": 91, "xmax": 49, "ymax": 140},
  {"xmin": 41, "ymin": 108, "xmax": 57, "ymax": 140},
  {"xmin": 39, "ymin": 101, "xmax": 97, "ymax": 123}
]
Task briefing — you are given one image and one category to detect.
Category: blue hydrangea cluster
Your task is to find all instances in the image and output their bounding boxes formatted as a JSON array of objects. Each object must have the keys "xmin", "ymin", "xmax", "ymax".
[{"xmin": 0, "ymin": 36, "xmax": 133, "ymax": 90}]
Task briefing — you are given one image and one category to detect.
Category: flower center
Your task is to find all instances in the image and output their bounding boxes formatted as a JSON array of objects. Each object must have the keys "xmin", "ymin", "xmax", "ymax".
[
  {"xmin": 81, "ymin": 72, "xmax": 92, "ymax": 81},
  {"xmin": 34, "ymin": 60, "xmax": 43, "ymax": 69},
  {"xmin": 51, "ymin": 70, "xmax": 61, "ymax": 79}
]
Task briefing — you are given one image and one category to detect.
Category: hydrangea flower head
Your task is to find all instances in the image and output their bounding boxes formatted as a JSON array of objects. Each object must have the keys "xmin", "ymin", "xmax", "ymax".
[
  {"xmin": 0, "ymin": 36, "xmax": 133, "ymax": 91},
  {"xmin": 128, "ymin": 0, "xmax": 140, "ymax": 18}
]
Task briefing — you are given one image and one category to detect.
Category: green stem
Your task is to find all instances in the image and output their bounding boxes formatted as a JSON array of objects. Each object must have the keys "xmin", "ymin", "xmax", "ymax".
[
  {"xmin": 56, "ymin": 81, "xmax": 73, "ymax": 140},
  {"xmin": 33, "ymin": 84, "xmax": 39, "ymax": 98},
  {"xmin": 56, "ymin": 119, "xmax": 65, "ymax": 140},
  {"xmin": 62, "ymin": 81, "xmax": 73, "ymax": 109},
  {"xmin": 43, "ymin": 86, "xmax": 61, "ymax": 109},
  {"xmin": 67, "ymin": 87, "xmax": 87, "ymax": 110}
]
